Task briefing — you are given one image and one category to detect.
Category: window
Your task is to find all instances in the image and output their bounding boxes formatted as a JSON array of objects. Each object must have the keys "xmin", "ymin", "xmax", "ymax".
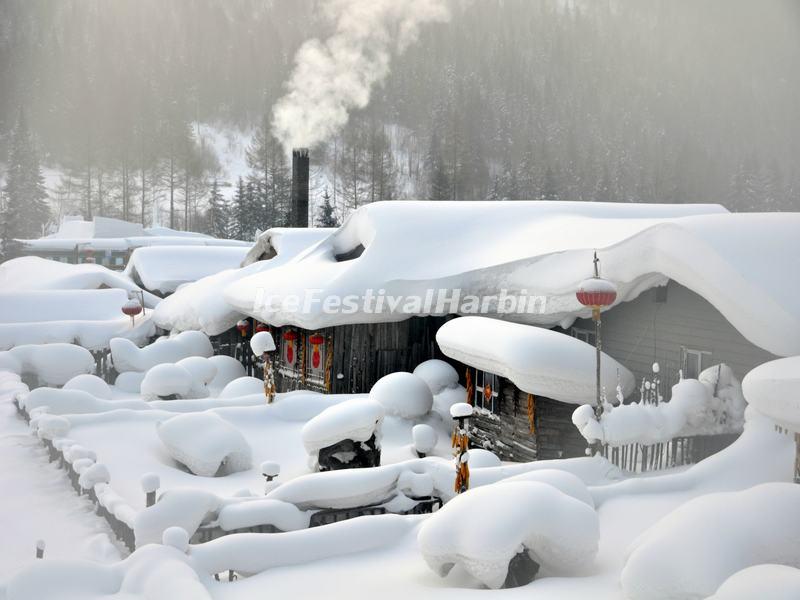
[
  {"xmin": 570, "ymin": 327, "xmax": 597, "ymax": 346},
  {"xmin": 682, "ymin": 347, "xmax": 712, "ymax": 379},
  {"xmin": 472, "ymin": 368, "xmax": 500, "ymax": 413}
]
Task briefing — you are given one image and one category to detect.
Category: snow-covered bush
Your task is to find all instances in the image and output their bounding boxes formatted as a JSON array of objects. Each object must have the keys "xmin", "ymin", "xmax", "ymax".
[
  {"xmin": 110, "ymin": 330, "xmax": 213, "ymax": 373},
  {"xmin": 140, "ymin": 363, "xmax": 193, "ymax": 399},
  {"xmin": 413, "ymin": 359, "xmax": 460, "ymax": 395},
  {"xmin": 156, "ymin": 412, "xmax": 252, "ymax": 477},
  {"xmin": 621, "ymin": 483, "xmax": 800, "ymax": 600},
  {"xmin": 706, "ymin": 564, "xmax": 800, "ymax": 600},
  {"xmin": 412, "ymin": 424, "xmax": 438, "ymax": 456},
  {"xmin": 63, "ymin": 373, "xmax": 112, "ymax": 399},
  {"xmin": 218, "ymin": 376, "xmax": 264, "ymax": 398},
  {"xmin": 2, "ymin": 343, "xmax": 94, "ymax": 386},
  {"xmin": 418, "ymin": 481, "xmax": 599, "ymax": 589},
  {"xmin": 369, "ymin": 372, "xmax": 433, "ymax": 419},
  {"xmin": 208, "ymin": 355, "xmax": 247, "ymax": 391}
]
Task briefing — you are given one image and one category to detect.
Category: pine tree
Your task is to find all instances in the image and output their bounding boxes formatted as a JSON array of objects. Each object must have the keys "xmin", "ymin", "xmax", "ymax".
[
  {"xmin": 230, "ymin": 176, "xmax": 248, "ymax": 240},
  {"xmin": 316, "ymin": 187, "xmax": 339, "ymax": 227},
  {"xmin": 427, "ymin": 130, "xmax": 450, "ymax": 201},
  {"xmin": 206, "ymin": 178, "xmax": 229, "ymax": 239},
  {"xmin": 2, "ymin": 109, "xmax": 50, "ymax": 257}
]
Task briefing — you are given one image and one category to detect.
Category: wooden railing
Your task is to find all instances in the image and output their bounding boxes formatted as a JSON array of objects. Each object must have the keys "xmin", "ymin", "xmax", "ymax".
[{"xmin": 602, "ymin": 433, "xmax": 740, "ymax": 473}]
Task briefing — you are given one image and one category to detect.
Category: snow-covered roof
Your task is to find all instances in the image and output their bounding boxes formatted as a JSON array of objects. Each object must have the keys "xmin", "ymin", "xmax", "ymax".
[
  {"xmin": 742, "ymin": 356, "xmax": 800, "ymax": 432},
  {"xmin": 153, "ymin": 228, "xmax": 332, "ymax": 335},
  {"xmin": 436, "ymin": 316, "xmax": 635, "ymax": 404},
  {"xmin": 123, "ymin": 245, "xmax": 250, "ymax": 295},
  {"xmin": 223, "ymin": 201, "xmax": 800, "ymax": 357},
  {"xmin": 16, "ymin": 216, "xmax": 250, "ymax": 252},
  {"xmin": 0, "ymin": 257, "xmax": 157, "ymax": 350}
]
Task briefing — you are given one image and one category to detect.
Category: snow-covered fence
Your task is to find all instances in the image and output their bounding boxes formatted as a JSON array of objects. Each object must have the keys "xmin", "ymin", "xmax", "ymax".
[{"xmin": 600, "ymin": 434, "xmax": 739, "ymax": 473}]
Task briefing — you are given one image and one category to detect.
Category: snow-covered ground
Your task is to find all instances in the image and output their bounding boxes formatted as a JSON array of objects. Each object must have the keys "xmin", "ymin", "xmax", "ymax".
[{"xmin": 0, "ymin": 329, "xmax": 798, "ymax": 600}]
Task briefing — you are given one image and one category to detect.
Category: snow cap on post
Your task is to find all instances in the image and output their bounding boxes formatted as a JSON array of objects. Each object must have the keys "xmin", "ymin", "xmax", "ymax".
[
  {"xmin": 250, "ymin": 331, "xmax": 276, "ymax": 355},
  {"xmin": 450, "ymin": 402, "xmax": 474, "ymax": 419}
]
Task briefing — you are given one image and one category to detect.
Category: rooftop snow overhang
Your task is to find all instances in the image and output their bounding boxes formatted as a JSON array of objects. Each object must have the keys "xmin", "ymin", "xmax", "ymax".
[{"xmin": 436, "ymin": 316, "xmax": 636, "ymax": 405}]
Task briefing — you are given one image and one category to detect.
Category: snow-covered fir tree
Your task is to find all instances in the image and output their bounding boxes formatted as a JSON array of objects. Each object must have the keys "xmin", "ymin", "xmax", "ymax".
[
  {"xmin": 316, "ymin": 187, "xmax": 339, "ymax": 227},
  {"xmin": 1, "ymin": 109, "xmax": 50, "ymax": 257},
  {"xmin": 206, "ymin": 178, "xmax": 229, "ymax": 239}
]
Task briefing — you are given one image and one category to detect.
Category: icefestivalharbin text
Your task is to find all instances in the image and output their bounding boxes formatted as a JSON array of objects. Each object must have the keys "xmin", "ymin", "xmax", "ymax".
[{"xmin": 253, "ymin": 288, "xmax": 548, "ymax": 317}]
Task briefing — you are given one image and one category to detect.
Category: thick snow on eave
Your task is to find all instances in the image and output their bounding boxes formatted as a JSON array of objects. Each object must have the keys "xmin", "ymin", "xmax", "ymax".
[
  {"xmin": 0, "ymin": 256, "xmax": 159, "ymax": 306},
  {"xmin": 225, "ymin": 202, "xmax": 800, "ymax": 357},
  {"xmin": 124, "ymin": 245, "xmax": 249, "ymax": 294},
  {"xmin": 153, "ymin": 228, "xmax": 332, "ymax": 335},
  {"xmin": 437, "ymin": 316, "xmax": 635, "ymax": 404}
]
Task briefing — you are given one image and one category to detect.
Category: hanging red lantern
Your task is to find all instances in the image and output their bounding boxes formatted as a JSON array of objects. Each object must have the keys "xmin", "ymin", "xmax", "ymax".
[
  {"xmin": 576, "ymin": 254, "xmax": 617, "ymax": 321},
  {"xmin": 309, "ymin": 333, "xmax": 325, "ymax": 369},
  {"xmin": 236, "ymin": 319, "xmax": 250, "ymax": 337},
  {"xmin": 255, "ymin": 322, "xmax": 270, "ymax": 333},
  {"xmin": 121, "ymin": 299, "xmax": 142, "ymax": 326},
  {"xmin": 283, "ymin": 330, "xmax": 299, "ymax": 365}
]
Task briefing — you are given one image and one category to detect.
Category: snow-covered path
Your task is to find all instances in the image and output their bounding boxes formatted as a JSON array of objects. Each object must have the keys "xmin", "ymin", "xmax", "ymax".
[{"xmin": 0, "ymin": 373, "xmax": 122, "ymax": 583}]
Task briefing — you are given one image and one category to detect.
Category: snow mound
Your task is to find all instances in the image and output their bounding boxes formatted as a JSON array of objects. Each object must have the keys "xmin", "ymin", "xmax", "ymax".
[
  {"xmin": 432, "ymin": 385, "xmax": 467, "ymax": 422},
  {"xmin": 162, "ymin": 526, "xmax": 190, "ymax": 553},
  {"xmin": 412, "ymin": 424, "xmax": 438, "ymax": 455},
  {"xmin": 2, "ymin": 343, "xmax": 95, "ymax": 386},
  {"xmin": 742, "ymin": 356, "xmax": 800, "ymax": 431},
  {"xmin": 22, "ymin": 387, "xmax": 146, "ymax": 415},
  {"xmin": 574, "ymin": 367, "xmax": 745, "ymax": 446},
  {"xmin": 156, "ymin": 412, "xmax": 252, "ymax": 477},
  {"xmin": 78, "ymin": 463, "xmax": 111, "ymax": 489},
  {"xmin": 208, "ymin": 355, "xmax": 247, "ymax": 391},
  {"xmin": 250, "ymin": 331, "xmax": 276, "ymax": 355},
  {"xmin": 369, "ymin": 372, "xmax": 433, "ymax": 419},
  {"xmin": 438, "ymin": 317, "xmax": 635, "ymax": 405},
  {"xmin": 301, "ymin": 398, "xmax": 385, "ymax": 455},
  {"xmin": 33, "ymin": 414, "xmax": 71, "ymax": 440},
  {"xmin": 621, "ymin": 482, "xmax": 800, "ymax": 600},
  {"xmin": 115, "ymin": 370, "xmax": 145, "ymax": 393},
  {"xmin": 218, "ymin": 376, "xmax": 264, "ymax": 398},
  {"xmin": 176, "ymin": 356, "xmax": 217, "ymax": 398},
  {"xmin": 218, "ymin": 499, "xmax": 309, "ymax": 532},
  {"xmin": 63, "ymin": 374, "xmax": 112, "ymax": 399},
  {"xmin": 110, "ymin": 330, "xmax": 213, "ymax": 373},
  {"xmin": 418, "ymin": 480, "xmax": 600, "ymax": 589},
  {"xmin": 706, "ymin": 564, "xmax": 800, "ymax": 600},
  {"xmin": 140, "ymin": 364, "xmax": 193, "ymax": 400},
  {"xmin": 465, "ymin": 448, "xmax": 501, "ymax": 469},
  {"xmin": 503, "ymin": 469, "xmax": 595, "ymax": 508},
  {"xmin": 2, "ymin": 544, "xmax": 211, "ymax": 600},
  {"xmin": 413, "ymin": 359, "xmax": 460, "ymax": 395}
]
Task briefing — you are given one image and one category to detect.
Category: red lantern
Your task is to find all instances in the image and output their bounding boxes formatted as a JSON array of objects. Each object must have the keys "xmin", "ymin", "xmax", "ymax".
[
  {"xmin": 309, "ymin": 334, "xmax": 325, "ymax": 369},
  {"xmin": 122, "ymin": 299, "xmax": 142, "ymax": 326},
  {"xmin": 84, "ymin": 248, "xmax": 96, "ymax": 264},
  {"xmin": 283, "ymin": 330, "xmax": 299, "ymax": 365},
  {"xmin": 255, "ymin": 322, "xmax": 270, "ymax": 333},
  {"xmin": 236, "ymin": 319, "xmax": 250, "ymax": 337},
  {"xmin": 576, "ymin": 277, "xmax": 617, "ymax": 320}
]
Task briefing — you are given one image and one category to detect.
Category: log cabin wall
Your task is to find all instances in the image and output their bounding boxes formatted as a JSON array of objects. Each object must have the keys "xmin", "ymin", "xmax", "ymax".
[
  {"xmin": 468, "ymin": 378, "xmax": 588, "ymax": 462},
  {"xmin": 273, "ymin": 316, "xmax": 451, "ymax": 394}
]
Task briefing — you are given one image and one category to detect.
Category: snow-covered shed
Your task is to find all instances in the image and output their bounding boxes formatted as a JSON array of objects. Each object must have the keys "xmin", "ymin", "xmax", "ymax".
[
  {"xmin": 436, "ymin": 317, "xmax": 636, "ymax": 460},
  {"xmin": 15, "ymin": 216, "xmax": 249, "ymax": 269}
]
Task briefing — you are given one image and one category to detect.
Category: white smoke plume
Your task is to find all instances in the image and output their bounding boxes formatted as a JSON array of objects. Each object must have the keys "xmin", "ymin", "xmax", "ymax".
[{"xmin": 272, "ymin": 0, "xmax": 450, "ymax": 151}]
